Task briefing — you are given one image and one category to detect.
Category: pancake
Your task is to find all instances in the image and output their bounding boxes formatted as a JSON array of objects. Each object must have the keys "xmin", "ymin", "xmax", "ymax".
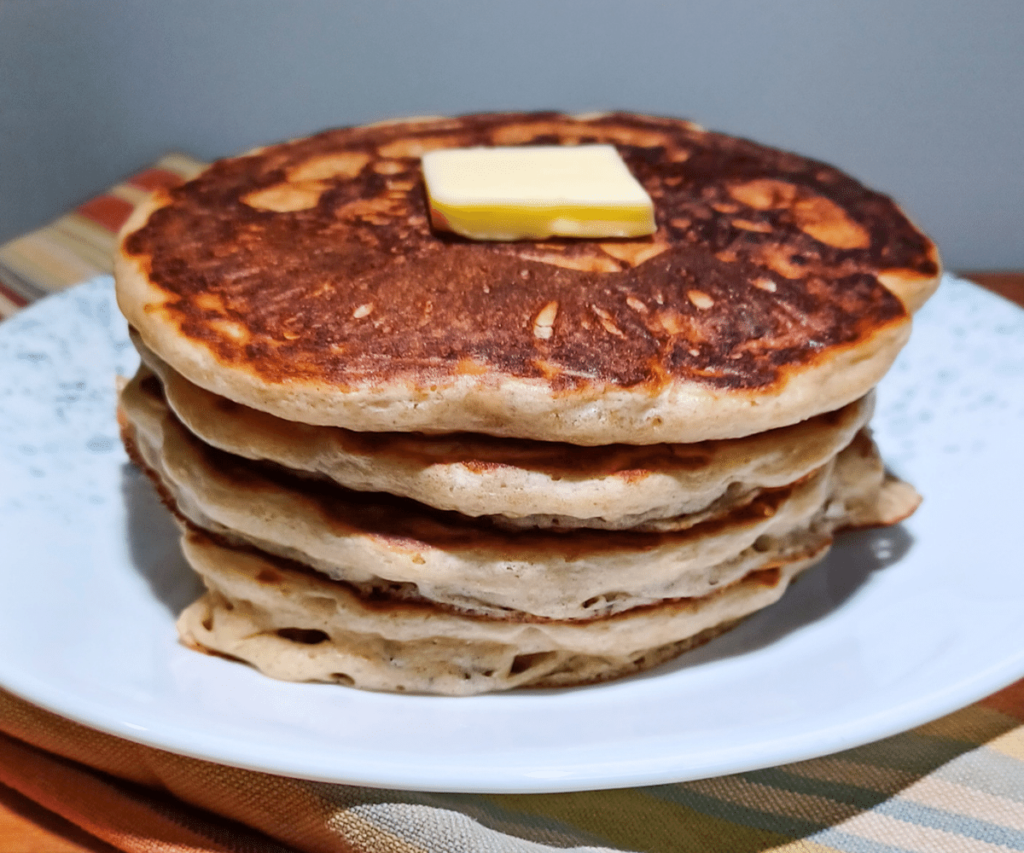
[
  {"xmin": 115, "ymin": 112, "xmax": 940, "ymax": 445},
  {"xmin": 119, "ymin": 366, "xmax": 918, "ymax": 623},
  {"xmin": 175, "ymin": 527, "xmax": 824, "ymax": 695},
  {"xmin": 133, "ymin": 331, "xmax": 876, "ymax": 528},
  {"xmin": 114, "ymin": 111, "xmax": 936, "ymax": 695}
]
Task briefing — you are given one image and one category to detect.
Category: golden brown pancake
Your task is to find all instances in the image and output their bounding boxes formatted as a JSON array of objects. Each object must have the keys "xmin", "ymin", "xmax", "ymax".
[
  {"xmin": 131, "ymin": 331, "xmax": 877, "ymax": 529},
  {"xmin": 119, "ymin": 366, "xmax": 918, "ymax": 624},
  {"xmin": 174, "ymin": 528, "xmax": 821, "ymax": 695},
  {"xmin": 115, "ymin": 112, "xmax": 940, "ymax": 444},
  {"xmin": 113, "ymin": 111, "xmax": 936, "ymax": 695}
]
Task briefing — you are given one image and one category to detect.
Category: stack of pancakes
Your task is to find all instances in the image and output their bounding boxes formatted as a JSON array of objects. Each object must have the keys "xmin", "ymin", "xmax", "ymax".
[{"xmin": 114, "ymin": 112, "xmax": 941, "ymax": 695}]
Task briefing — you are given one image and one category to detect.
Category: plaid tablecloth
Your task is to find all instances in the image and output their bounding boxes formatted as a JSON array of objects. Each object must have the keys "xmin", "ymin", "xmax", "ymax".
[{"xmin": 1, "ymin": 159, "xmax": 1023, "ymax": 853}]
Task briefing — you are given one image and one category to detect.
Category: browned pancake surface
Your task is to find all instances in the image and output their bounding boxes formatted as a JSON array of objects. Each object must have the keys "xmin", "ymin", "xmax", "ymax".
[{"xmin": 123, "ymin": 112, "xmax": 937, "ymax": 394}]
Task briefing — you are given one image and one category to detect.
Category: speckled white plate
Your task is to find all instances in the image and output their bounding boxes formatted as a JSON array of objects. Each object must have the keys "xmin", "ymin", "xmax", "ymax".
[{"xmin": 0, "ymin": 274, "xmax": 1022, "ymax": 794}]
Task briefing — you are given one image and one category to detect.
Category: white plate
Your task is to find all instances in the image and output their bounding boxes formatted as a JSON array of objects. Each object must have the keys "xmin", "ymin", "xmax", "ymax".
[{"xmin": 0, "ymin": 275, "xmax": 1022, "ymax": 794}]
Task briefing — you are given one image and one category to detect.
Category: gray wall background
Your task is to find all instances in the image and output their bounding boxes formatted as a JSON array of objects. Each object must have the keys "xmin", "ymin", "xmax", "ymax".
[{"xmin": 2, "ymin": 0, "xmax": 1022, "ymax": 270}]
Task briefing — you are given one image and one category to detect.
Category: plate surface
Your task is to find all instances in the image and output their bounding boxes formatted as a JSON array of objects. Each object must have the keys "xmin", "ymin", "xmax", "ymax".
[{"xmin": 0, "ymin": 275, "xmax": 1022, "ymax": 794}]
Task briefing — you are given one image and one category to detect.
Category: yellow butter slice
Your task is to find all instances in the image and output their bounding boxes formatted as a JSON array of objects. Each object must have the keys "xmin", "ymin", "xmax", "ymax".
[{"xmin": 421, "ymin": 145, "xmax": 656, "ymax": 241}]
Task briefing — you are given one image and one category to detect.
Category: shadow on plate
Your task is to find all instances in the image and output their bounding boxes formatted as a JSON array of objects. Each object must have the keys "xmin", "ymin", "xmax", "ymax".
[
  {"xmin": 632, "ymin": 523, "xmax": 915, "ymax": 679},
  {"xmin": 524, "ymin": 523, "xmax": 915, "ymax": 696},
  {"xmin": 121, "ymin": 462, "xmax": 203, "ymax": 614}
]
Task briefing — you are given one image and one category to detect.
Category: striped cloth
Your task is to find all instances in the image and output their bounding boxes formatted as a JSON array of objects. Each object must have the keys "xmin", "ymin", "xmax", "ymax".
[
  {"xmin": 0, "ymin": 152, "xmax": 204, "ymax": 318},
  {"xmin": 2, "ymin": 159, "xmax": 1024, "ymax": 853}
]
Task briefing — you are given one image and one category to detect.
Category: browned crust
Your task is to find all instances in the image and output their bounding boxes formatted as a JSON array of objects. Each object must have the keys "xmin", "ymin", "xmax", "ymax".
[{"xmin": 120, "ymin": 112, "xmax": 938, "ymax": 398}]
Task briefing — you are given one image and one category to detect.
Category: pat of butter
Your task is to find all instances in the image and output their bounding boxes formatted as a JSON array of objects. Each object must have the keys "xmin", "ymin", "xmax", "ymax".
[{"xmin": 422, "ymin": 145, "xmax": 656, "ymax": 241}]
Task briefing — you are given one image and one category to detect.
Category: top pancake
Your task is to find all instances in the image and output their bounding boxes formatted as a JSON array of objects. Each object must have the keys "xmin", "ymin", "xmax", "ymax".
[{"xmin": 115, "ymin": 112, "xmax": 940, "ymax": 444}]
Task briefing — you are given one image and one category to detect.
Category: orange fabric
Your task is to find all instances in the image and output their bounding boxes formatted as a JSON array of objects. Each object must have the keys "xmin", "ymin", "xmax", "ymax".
[
  {"xmin": 979, "ymin": 676, "xmax": 1024, "ymax": 720},
  {"xmin": 0, "ymin": 730, "xmax": 246, "ymax": 853},
  {"xmin": 0, "ymin": 279, "xmax": 28, "ymax": 308},
  {"xmin": 128, "ymin": 169, "xmax": 187, "ymax": 192},
  {"xmin": 76, "ymin": 196, "xmax": 135, "ymax": 232},
  {"xmin": 0, "ymin": 690, "xmax": 353, "ymax": 852}
]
